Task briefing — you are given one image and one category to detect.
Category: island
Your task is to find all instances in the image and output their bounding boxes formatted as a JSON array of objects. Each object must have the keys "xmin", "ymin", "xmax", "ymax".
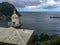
[{"xmin": 50, "ymin": 16, "xmax": 60, "ymax": 19}]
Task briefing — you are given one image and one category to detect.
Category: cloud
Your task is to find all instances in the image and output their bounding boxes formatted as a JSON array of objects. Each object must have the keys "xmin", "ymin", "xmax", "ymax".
[
  {"xmin": 24, "ymin": 0, "xmax": 60, "ymax": 9},
  {"xmin": 0, "ymin": 0, "xmax": 60, "ymax": 11},
  {"xmin": 0, "ymin": 0, "xmax": 40, "ymax": 7}
]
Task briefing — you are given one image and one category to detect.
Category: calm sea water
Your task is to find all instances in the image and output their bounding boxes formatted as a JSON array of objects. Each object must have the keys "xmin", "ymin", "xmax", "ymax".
[
  {"xmin": 20, "ymin": 12, "xmax": 60, "ymax": 35},
  {"xmin": 0, "ymin": 12, "xmax": 60, "ymax": 35}
]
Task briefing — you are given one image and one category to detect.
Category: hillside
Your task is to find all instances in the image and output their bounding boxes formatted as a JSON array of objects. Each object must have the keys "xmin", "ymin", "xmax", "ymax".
[{"xmin": 0, "ymin": 2, "xmax": 21, "ymax": 18}]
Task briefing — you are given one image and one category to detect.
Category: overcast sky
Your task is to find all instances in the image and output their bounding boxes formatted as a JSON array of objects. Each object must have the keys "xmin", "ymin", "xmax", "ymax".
[{"xmin": 0, "ymin": 0, "xmax": 60, "ymax": 12}]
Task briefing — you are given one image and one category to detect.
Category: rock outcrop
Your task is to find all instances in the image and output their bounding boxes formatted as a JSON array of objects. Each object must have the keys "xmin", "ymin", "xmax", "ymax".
[{"xmin": 0, "ymin": 2, "xmax": 21, "ymax": 18}]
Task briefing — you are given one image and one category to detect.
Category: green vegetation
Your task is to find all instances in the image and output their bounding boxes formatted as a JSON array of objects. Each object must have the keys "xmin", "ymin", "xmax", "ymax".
[{"xmin": 33, "ymin": 34, "xmax": 60, "ymax": 45}]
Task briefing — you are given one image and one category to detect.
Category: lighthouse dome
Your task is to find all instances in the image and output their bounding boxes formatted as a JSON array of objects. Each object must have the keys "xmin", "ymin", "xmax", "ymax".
[{"xmin": 12, "ymin": 10, "xmax": 19, "ymax": 19}]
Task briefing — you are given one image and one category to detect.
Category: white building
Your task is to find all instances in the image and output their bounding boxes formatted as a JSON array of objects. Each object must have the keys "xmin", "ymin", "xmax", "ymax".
[{"xmin": 8, "ymin": 10, "xmax": 21, "ymax": 27}]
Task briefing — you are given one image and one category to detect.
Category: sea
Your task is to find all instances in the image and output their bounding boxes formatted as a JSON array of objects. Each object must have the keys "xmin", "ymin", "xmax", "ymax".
[
  {"xmin": 0, "ymin": 12, "xmax": 60, "ymax": 35},
  {"xmin": 20, "ymin": 12, "xmax": 60, "ymax": 35}
]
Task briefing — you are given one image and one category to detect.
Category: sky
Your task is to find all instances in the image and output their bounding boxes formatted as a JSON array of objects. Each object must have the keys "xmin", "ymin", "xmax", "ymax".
[{"xmin": 0, "ymin": 0, "xmax": 60, "ymax": 12}]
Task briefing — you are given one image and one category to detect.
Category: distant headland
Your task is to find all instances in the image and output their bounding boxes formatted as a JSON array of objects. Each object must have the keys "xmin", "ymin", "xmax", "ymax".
[{"xmin": 0, "ymin": 2, "xmax": 21, "ymax": 19}]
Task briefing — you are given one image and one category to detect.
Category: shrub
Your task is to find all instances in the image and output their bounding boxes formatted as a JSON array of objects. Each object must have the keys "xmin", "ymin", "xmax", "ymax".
[{"xmin": 33, "ymin": 33, "xmax": 60, "ymax": 45}]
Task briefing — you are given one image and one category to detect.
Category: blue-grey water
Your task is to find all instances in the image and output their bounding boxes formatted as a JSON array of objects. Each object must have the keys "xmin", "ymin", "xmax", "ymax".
[
  {"xmin": 20, "ymin": 12, "xmax": 60, "ymax": 35},
  {"xmin": 0, "ymin": 12, "xmax": 60, "ymax": 35}
]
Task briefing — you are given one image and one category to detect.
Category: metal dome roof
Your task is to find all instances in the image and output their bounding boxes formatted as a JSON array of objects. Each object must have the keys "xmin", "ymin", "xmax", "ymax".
[{"xmin": 12, "ymin": 10, "xmax": 19, "ymax": 19}]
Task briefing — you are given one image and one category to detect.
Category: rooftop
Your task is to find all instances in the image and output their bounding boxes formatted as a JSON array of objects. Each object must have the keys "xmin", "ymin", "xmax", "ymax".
[
  {"xmin": 12, "ymin": 10, "xmax": 19, "ymax": 19},
  {"xmin": 0, "ymin": 27, "xmax": 34, "ymax": 45}
]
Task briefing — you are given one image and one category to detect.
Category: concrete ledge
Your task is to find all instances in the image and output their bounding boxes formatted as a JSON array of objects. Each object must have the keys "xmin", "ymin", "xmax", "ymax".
[{"xmin": 0, "ymin": 27, "xmax": 34, "ymax": 45}]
